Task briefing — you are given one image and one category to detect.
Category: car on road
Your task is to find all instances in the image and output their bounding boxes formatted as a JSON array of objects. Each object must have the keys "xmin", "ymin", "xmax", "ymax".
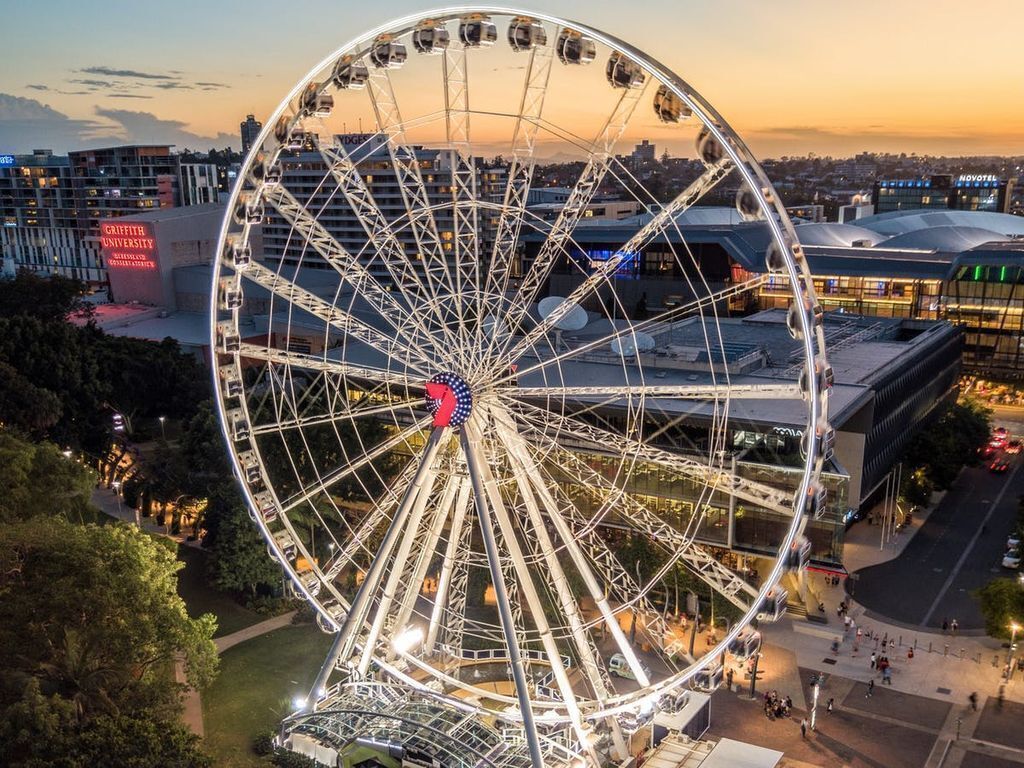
[
  {"xmin": 994, "ymin": 427, "xmax": 1009, "ymax": 438},
  {"xmin": 1008, "ymin": 440, "xmax": 1023, "ymax": 455},
  {"xmin": 1003, "ymin": 550, "xmax": 1021, "ymax": 569},
  {"xmin": 980, "ymin": 444, "xmax": 997, "ymax": 459},
  {"xmin": 1008, "ymin": 535, "xmax": 1021, "ymax": 550},
  {"xmin": 990, "ymin": 459, "xmax": 1011, "ymax": 474}
]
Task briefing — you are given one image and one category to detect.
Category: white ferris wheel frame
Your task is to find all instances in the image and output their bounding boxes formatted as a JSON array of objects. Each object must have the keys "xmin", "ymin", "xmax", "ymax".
[{"xmin": 210, "ymin": 6, "xmax": 830, "ymax": 764}]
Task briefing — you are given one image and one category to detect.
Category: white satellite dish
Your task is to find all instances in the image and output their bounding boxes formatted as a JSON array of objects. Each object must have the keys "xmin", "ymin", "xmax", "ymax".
[
  {"xmin": 611, "ymin": 332, "xmax": 656, "ymax": 356},
  {"xmin": 538, "ymin": 296, "xmax": 588, "ymax": 331}
]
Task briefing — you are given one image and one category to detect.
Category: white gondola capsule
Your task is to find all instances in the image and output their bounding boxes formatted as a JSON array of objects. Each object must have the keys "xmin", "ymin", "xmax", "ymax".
[
  {"xmin": 786, "ymin": 297, "xmax": 824, "ymax": 340},
  {"xmin": 786, "ymin": 537, "xmax": 812, "ymax": 570},
  {"xmin": 799, "ymin": 354, "xmax": 834, "ymax": 398},
  {"xmin": 273, "ymin": 115, "xmax": 303, "ymax": 150},
  {"xmin": 300, "ymin": 82, "xmax": 334, "ymax": 118},
  {"xmin": 556, "ymin": 29, "xmax": 596, "ymax": 65},
  {"xmin": 237, "ymin": 451, "xmax": 262, "ymax": 485},
  {"xmin": 757, "ymin": 586, "xmax": 789, "ymax": 622},
  {"xmin": 736, "ymin": 185, "xmax": 760, "ymax": 219},
  {"xmin": 459, "ymin": 14, "xmax": 497, "ymax": 47},
  {"xmin": 226, "ymin": 408, "xmax": 249, "ymax": 441},
  {"xmin": 801, "ymin": 419, "xmax": 836, "ymax": 462},
  {"xmin": 797, "ymin": 483, "xmax": 827, "ymax": 519},
  {"xmin": 727, "ymin": 630, "xmax": 762, "ymax": 661},
  {"xmin": 693, "ymin": 664, "xmax": 724, "ymax": 692},
  {"xmin": 332, "ymin": 55, "xmax": 369, "ymax": 89},
  {"xmin": 225, "ymin": 235, "xmax": 252, "ymax": 270},
  {"xmin": 412, "ymin": 21, "xmax": 450, "ymax": 54},
  {"xmin": 272, "ymin": 529, "xmax": 297, "ymax": 560},
  {"xmin": 370, "ymin": 36, "xmax": 408, "ymax": 69},
  {"xmin": 507, "ymin": 16, "xmax": 546, "ymax": 51},
  {"xmin": 218, "ymin": 277, "xmax": 243, "ymax": 311},
  {"xmin": 233, "ymin": 192, "xmax": 264, "ymax": 226},
  {"xmin": 216, "ymin": 321, "xmax": 240, "ymax": 353},
  {"xmin": 219, "ymin": 364, "xmax": 242, "ymax": 397},
  {"xmin": 653, "ymin": 84, "xmax": 691, "ymax": 123},
  {"xmin": 253, "ymin": 491, "xmax": 278, "ymax": 525},
  {"xmin": 696, "ymin": 125, "xmax": 726, "ymax": 164},
  {"xmin": 765, "ymin": 241, "xmax": 786, "ymax": 272},
  {"xmin": 605, "ymin": 51, "xmax": 645, "ymax": 88}
]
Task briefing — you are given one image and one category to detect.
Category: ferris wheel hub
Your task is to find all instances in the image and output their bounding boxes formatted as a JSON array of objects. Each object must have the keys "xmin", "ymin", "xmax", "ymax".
[{"xmin": 424, "ymin": 371, "xmax": 474, "ymax": 427}]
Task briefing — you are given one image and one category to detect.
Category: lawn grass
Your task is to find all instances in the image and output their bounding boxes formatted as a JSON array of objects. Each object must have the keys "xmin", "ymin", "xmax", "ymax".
[
  {"xmin": 202, "ymin": 623, "xmax": 332, "ymax": 768},
  {"xmin": 176, "ymin": 545, "xmax": 264, "ymax": 638}
]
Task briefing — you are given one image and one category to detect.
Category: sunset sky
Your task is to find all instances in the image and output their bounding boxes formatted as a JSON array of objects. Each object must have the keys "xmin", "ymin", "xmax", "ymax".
[{"xmin": 2, "ymin": 0, "xmax": 1022, "ymax": 158}]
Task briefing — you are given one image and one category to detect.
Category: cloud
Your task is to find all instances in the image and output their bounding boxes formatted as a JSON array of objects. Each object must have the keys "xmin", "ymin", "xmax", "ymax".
[
  {"xmin": 80, "ymin": 66, "xmax": 175, "ymax": 81},
  {"xmin": 108, "ymin": 94, "xmax": 154, "ymax": 100},
  {"xmin": 26, "ymin": 84, "xmax": 49, "ymax": 91},
  {"xmin": 195, "ymin": 82, "xmax": 228, "ymax": 90},
  {"xmin": 69, "ymin": 78, "xmax": 119, "ymax": 90},
  {"xmin": 0, "ymin": 93, "xmax": 109, "ymax": 151},
  {"xmin": 0, "ymin": 94, "xmax": 239, "ymax": 153},
  {"xmin": 94, "ymin": 107, "xmax": 238, "ymax": 150},
  {"xmin": 154, "ymin": 82, "xmax": 194, "ymax": 90}
]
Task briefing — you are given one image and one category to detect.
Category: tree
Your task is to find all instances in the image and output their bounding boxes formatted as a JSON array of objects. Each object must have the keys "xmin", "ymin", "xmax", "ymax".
[
  {"xmin": 977, "ymin": 578, "xmax": 1024, "ymax": 640},
  {"xmin": 0, "ymin": 430, "xmax": 97, "ymax": 524},
  {"xmin": 0, "ymin": 518, "xmax": 218, "ymax": 713},
  {"xmin": 0, "ymin": 268, "xmax": 93, "ymax": 322},
  {"xmin": 209, "ymin": 504, "xmax": 282, "ymax": 597}
]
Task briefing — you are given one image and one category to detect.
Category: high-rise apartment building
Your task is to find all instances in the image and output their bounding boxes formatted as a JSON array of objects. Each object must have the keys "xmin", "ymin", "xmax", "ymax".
[
  {"xmin": 240, "ymin": 114, "xmax": 262, "ymax": 156},
  {"xmin": 179, "ymin": 162, "xmax": 220, "ymax": 205},
  {"xmin": 0, "ymin": 145, "xmax": 181, "ymax": 285},
  {"xmin": 263, "ymin": 133, "xmax": 507, "ymax": 282}
]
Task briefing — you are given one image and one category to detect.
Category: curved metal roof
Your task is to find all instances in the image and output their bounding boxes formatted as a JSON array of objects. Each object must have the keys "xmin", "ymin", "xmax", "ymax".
[
  {"xmin": 794, "ymin": 222, "xmax": 888, "ymax": 248},
  {"xmin": 881, "ymin": 225, "xmax": 1009, "ymax": 252},
  {"xmin": 854, "ymin": 209, "xmax": 1024, "ymax": 238}
]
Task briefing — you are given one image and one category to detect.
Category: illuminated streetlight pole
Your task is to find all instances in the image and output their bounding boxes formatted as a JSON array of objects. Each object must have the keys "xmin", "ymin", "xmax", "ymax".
[
  {"xmin": 159, "ymin": 416, "xmax": 166, "ymax": 442},
  {"xmin": 1007, "ymin": 621, "xmax": 1020, "ymax": 680}
]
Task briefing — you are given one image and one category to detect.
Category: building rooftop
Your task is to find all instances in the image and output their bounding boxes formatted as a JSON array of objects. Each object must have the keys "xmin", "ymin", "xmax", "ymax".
[{"xmin": 109, "ymin": 201, "xmax": 226, "ymax": 224}]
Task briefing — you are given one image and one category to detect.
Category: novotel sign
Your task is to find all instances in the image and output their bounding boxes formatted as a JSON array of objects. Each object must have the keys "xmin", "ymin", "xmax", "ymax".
[
  {"xmin": 100, "ymin": 221, "xmax": 157, "ymax": 270},
  {"xmin": 957, "ymin": 174, "xmax": 998, "ymax": 183}
]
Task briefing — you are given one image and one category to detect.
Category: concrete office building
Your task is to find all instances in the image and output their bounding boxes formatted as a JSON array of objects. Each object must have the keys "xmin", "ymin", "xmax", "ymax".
[{"xmin": 874, "ymin": 174, "xmax": 1016, "ymax": 214}]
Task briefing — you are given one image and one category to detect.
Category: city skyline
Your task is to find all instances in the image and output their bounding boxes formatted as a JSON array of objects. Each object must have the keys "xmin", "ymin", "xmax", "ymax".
[{"xmin": 1, "ymin": 0, "xmax": 1022, "ymax": 158}]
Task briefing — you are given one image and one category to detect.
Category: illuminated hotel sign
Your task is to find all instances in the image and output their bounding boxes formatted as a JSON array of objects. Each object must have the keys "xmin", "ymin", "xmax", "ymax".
[
  {"xmin": 957, "ymin": 174, "xmax": 998, "ymax": 184},
  {"xmin": 100, "ymin": 221, "xmax": 157, "ymax": 270},
  {"xmin": 0, "ymin": 155, "xmax": 15, "ymax": 167}
]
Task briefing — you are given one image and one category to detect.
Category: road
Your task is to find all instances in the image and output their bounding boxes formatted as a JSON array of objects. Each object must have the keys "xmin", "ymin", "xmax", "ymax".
[{"xmin": 853, "ymin": 434, "xmax": 1024, "ymax": 630}]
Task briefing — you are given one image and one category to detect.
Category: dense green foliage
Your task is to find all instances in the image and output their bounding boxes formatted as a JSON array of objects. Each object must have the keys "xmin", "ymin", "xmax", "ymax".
[
  {"xmin": 0, "ymin": 517, "xmax": 217, "ymax": 767},
  {"xmin": 976, "ymin": 578, "xmax": 1024, "ymax": 640},
  {"xmin": 0, "ymin": 431, "xmax": 97, "ymax": 524},
  {"xmin": 0, "ymin": 270, "xmax": 94, "ymax": 322},
  {"xmin": 901, "ymin": 398, "xmax": 992, "ymax": 504}
]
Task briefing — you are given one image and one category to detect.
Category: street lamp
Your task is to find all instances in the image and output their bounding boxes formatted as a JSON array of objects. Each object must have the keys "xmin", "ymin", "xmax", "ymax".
[
  {"xmin": 159, "ymin": 416, "xmax": 166, "ymax": 442},
  {"xmin": 111, "ymin": 481, "xmax": 123, "ymax": 519}
]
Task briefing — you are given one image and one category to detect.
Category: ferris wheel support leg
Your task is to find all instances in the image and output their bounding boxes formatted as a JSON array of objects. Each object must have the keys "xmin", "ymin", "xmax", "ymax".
[
  {"xmin": 425, "ymin": 474, "xmax": 472, "ymax": 653},
  {"xmin": 461, "ymin": 422, "xmax": 544, "ymax": 768},
  {"xmin": 305, "ymin": 426, "xmax": 448, "ymax": 704}
]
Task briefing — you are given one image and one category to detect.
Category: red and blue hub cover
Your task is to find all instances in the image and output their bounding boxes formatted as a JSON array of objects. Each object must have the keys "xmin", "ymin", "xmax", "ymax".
[{"xmin": 424, "ymin": 372, "xmax": 473, "ymax": 428}]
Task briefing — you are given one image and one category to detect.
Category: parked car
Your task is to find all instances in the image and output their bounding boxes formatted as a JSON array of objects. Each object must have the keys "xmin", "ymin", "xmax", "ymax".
[
  {"xmin": 1007, "ymin": 535, "xmax": 1021, "ymax": 550},
  {"xmin": 1003, "ymin": 550, "xmax": 1021, "ymax": 569},
  {"xmin": 990, "ymin": 459, "xmax": 1010, "ymax": 474}
]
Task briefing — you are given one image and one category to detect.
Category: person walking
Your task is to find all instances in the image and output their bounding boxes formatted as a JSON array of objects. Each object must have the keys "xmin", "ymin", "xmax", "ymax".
[
  {"xmin": 866, "ymin": 679, "xmax": 874, "ymax": 697},
  {"xmin": 951, "ymin": 619, "xmax": 959, "ymax": 634},
  {"xmin": 870, "ymin": 651, "xmax": 877, "ymax": 670},
  {"xmin": 969, "ymin": 692, "xmax": 978, "ymax": 711},
  {"xmin": 827, "ymin": 697, "xmax": 834, "ymax": 713},
  {"xmin": 942, "ymin": 618, "xmax": 949, "ymax": 633},
  {"xmin": 800, "ymin": 718, "xmax": 808, "ymax": 738},
  {"xmin": 882, "ymin": 667, "xmax": 892, "ymax": 685}
]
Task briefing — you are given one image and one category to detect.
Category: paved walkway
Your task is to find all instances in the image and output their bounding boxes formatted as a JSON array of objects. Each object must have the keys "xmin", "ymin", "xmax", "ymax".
[{"xmin": 215, "ymin": 611, "xmax": 298, "ymax": 653}]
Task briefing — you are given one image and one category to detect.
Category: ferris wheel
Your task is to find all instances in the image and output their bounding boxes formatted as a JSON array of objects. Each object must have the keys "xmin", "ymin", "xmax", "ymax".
[{"xmin": 211, "ymin": 7, "xmax": 829, "ymax": 766}]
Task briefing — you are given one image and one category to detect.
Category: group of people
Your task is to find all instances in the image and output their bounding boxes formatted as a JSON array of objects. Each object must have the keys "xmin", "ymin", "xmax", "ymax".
[
  {"xmin": 763, "ymin": 689, "xmax": 793, "ymax": 720},
  {"xmin": 941, "ymin": 618, "xmax": 960, "ymax": 634},
  {"xmin": 869, "ymin": 651, "xmax": 895, "ymax": 684}
]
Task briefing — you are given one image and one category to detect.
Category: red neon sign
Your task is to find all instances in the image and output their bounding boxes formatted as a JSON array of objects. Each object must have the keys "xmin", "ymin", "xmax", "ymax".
[{"xmin": 100, "ymin": 221, "xmax": 157, "ymax": 270}]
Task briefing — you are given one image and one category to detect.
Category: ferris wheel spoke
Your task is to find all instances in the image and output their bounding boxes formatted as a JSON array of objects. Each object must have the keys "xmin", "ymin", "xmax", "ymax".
[
  {"xmin": 239, "ymin": 262, "xmax": 434, "ymax": 376},
  {"xmin": 492, "ymin": 415, "xmax": 648, "ymax": 692},
  {"xmin": 495, "ymin": 158, "xmax": 732, "ymax": 371},
  {"xmin": 543, "ymin": 442, "xmax": 757, "ymax": 613},
  {"xmin": 426, "ymin": 472, "xmax": 473, "ymax": 653},
  {"xmin": 260, "ymin": 181, "xmax": 443, "ymax": 360},
  {"xmin": 311, "ymin": 426, "xmax": 449, "ymax": 699},
  {"xmin": 249, "ymin": 397, "xmax": 422, "ymax": 437},
  {"xmin": 461, "ymin": 416, "xmax": 595, "ymax": 761},
  {"xmin": 365, "ymin": 68, "xmax": 462, "ymax": 332},
  {"xmin": 356, "ymin": 452, "xmax": 450, "ymax": 674},
  {"xmin": 319, "ymin": 458, "xmax": 423, "ymax": 584},
  {"xmin": 310, "ymin": 138, "xmax": 462, "ymax": 355},
  {"xmin": 486, "ymin": 83, "xmax": 649, "ymax": 371},
  {"xmin": 279, "ymin": 416, "xmax": 433, "ymax": 515},
  {"xmin": 511, "ymin": 382, "xmax": 802, "ymax": 401},
  {"xmin": 509, "ymin": 401, "xmax": 792, "ymax": 514},
  {"xmin": 235, "ymin": 343, "xmax": 423, "ymax": 392},
  {"xmin": 482, "ymin": 37, "xmax": 555, "ymax": 369},
  {"xmin": 491, "ymin": 274, "xmax": 771, "ymax": 387}
]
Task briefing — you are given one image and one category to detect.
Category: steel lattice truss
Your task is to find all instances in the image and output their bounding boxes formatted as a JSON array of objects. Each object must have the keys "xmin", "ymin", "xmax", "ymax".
[{"xmin": 211, "ymin": 8, "xmax": 830, "ymax": 767}]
